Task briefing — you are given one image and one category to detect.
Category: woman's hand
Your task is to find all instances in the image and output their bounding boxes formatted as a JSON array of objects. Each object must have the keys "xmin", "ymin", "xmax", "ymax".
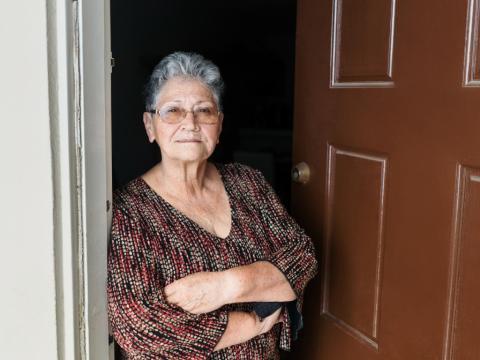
[
  {"xmin": 164, "ymin": 271, "xmax": 230, "ymax": 314},
  {"xmin": 256, "ymin": 307, "xmax": 283, "ymax": 336},
  {"xmin": 214, "ymin": 309, "xmax": 284, "ymax": 351}
]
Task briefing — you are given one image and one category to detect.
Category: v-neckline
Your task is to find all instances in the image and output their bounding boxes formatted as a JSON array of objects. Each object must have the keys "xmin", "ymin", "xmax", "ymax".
[{"xmin": 138, "ymin": 162, "xmax": 234, "ymax": 240}]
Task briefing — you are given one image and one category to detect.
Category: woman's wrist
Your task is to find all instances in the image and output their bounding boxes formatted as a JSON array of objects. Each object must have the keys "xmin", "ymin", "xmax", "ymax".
[
  {"xmin": 221, "ymin": 262, "xmax": 296, "ymax": 304},
  {"xmin": 221, "ymin": 268, "xmax": 245, "ymax": 304}
]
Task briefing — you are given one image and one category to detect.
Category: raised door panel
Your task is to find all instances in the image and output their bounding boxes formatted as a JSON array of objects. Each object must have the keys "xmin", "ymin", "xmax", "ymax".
[
  {"xmin": 444, "ymin": 166, "xmax": 480, "ymax": 360},
  {"xmin": 323, "ymin": 145, "xmax": 387, "ymax": 349},
  {"xmin": 331, "ymin": 0, "xmax": 396, "ymax": 86},
  {"xmin": 464, "ymin": 0, "xmax": 480, "ymax": 85}
]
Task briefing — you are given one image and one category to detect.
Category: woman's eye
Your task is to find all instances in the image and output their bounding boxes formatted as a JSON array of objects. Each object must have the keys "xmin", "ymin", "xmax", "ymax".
[
  {"xmin": 197, "ymin": 107, "xmax": 213, "ymax": 114},
  {"xmin": 166, "ymin": 107, "xmax": 179, "ymax": 113}
]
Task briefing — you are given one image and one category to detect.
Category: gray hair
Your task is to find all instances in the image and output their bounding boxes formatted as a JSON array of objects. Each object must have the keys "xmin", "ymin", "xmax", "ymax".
[{"xmin": 144, "ymin": 51, "xmax": 225, "ymax": 111}]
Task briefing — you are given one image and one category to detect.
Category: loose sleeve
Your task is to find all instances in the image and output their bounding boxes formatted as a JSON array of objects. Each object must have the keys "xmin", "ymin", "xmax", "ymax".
[
  {"xmin": 107, "ymin": 204, "xmax": 228, "ymax": 359},
  {"xmin": 248, "ymin": 167, "xmax": 318, "ymax": 349}
]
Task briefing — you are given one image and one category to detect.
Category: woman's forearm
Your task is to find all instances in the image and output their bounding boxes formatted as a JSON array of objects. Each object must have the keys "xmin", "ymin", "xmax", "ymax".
[
  {"xmin": 223, "ymin": 261, "xmax": 297, "ymax": 304},
  {"xmin": 214, "ymin": 308, "xmax": 282, "ymax": 352},
  {"xmin": 213, "ymin": 311, "xmax": 258, "ymax": 351}
]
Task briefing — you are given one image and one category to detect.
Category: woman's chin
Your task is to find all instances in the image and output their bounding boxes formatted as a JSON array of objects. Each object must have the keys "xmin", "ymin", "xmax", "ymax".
[
  {"xmin": 162, "ymin": 143, "xmax": 215, "ymax": 163},
  {"xmin": 170, "ymin": 152, "xmax": 211, "ymax": 163}
]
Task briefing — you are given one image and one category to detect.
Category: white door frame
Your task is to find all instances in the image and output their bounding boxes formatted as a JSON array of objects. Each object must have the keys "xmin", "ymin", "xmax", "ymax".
[{"xmin": 48, "ymin": 0, "xmax": 112, "ymax": 358}]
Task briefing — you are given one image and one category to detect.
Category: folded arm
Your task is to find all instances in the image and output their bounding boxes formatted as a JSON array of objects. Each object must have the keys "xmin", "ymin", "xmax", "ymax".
[{"xmin": 164, "ymin": 262, "xmax": 296, "ymax": 315}]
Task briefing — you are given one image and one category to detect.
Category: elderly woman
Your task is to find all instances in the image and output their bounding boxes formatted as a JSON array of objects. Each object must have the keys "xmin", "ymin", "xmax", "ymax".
[{"xmin": 107, "ymin": 52, "xmax": 318, "ymax": 359}]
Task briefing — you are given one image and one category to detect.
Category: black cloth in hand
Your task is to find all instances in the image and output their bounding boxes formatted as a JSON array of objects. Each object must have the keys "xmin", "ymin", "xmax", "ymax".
[{"xmin": 252, "ymin": 300, "xmax": 303, "ymax": 340}]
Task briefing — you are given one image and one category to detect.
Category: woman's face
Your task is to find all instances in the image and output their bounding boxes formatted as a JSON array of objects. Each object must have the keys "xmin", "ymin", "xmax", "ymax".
[{"xmin": 143, "ymin": 77, "xmax": 223, "ymax": 164}]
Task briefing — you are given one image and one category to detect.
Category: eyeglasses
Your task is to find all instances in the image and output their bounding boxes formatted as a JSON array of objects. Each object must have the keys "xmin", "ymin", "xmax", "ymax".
[{"xmin": 147, "ymin": 105, "xmax": 221, "ymax": 125}]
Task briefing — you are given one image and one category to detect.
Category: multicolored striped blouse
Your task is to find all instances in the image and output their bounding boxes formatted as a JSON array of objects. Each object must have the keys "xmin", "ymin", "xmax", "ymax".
[{"xmin": 107, "ymin": 162, "xmax": 318, "ymax": 359}]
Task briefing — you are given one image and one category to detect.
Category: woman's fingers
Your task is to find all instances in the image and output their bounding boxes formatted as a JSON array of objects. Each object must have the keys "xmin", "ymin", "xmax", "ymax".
[
  {"xmin": 163, "ymin": 286, "xmax": 175, "ymax": 300},
  {"xmin": 164, "ymin": 283, "xmax": 200, "ymax": 311},
  {"xmin": 163, "ymin": 283, "xmax": 176, "ymax": 297},
  {"xmin": 162, "ymin": 271, "xmax": 228, "ymax": 314}
]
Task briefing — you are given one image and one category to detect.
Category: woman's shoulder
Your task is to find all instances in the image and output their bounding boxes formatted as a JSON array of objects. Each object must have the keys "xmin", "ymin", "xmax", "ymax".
[
  {"xmin": 112, "ymin": 177, "xmax": 148, "ymax": 219},
  {"xmin": 217, "ymin": 161, "xmax": 264, "ymax": 183},
  {"xmin": 216, "ymin": 162, "xmax": 268, "ymax": 201}
]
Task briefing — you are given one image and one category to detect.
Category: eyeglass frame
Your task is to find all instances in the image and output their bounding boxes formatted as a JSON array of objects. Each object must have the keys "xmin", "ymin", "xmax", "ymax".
[{"xmin": 146, "ymin": 106, "xmax": 222, "ymax": 124}]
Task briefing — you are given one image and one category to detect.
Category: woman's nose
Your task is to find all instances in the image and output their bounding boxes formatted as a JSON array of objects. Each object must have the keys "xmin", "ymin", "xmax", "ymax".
[{"xmin": 180, "ymin": 111, "xmax": 200, "ymax": 130}]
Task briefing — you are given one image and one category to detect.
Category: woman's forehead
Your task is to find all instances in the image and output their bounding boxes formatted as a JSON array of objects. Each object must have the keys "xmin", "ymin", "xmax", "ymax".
[
  {"xmin": 162, "ymin": 99, "xmax": 214, "ymax": 106},
  {"xmin": 157, "ymin": 77, "xmax": 215, "ymax": 104}
]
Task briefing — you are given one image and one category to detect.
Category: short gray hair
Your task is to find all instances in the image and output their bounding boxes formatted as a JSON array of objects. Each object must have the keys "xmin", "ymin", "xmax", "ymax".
[{"xmin": 144, "ymin": 51, "xmax": 225, "ymax": 111}]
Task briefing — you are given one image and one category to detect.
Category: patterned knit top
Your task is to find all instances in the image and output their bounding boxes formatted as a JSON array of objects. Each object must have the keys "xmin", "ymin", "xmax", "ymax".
[{"xmin": 107, "ymin": 162, "xmax": 318, "ymax": 359}]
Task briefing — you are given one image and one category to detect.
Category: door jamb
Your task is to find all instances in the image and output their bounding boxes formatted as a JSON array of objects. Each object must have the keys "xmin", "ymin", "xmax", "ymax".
[{"xmin": 48, "ymin": 0, "xmax": 112, "ymax": 358}]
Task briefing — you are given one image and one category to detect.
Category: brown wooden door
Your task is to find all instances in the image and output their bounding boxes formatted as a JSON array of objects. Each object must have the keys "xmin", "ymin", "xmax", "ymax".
[{"xmin": 291, "ymin": 0, "xmax": 480, "ymax": 358}]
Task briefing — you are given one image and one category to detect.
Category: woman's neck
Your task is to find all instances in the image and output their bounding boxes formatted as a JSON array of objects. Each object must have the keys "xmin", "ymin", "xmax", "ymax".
[{"xmin": 153, "ymin": 159, "xmax": 212, "ymax": 198}]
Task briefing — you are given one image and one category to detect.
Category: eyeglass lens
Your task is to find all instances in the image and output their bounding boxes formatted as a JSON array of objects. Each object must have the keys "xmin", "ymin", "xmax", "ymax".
[{"xmin": 160, "ymin": 106, "xmax": 219, "ymax": 124}]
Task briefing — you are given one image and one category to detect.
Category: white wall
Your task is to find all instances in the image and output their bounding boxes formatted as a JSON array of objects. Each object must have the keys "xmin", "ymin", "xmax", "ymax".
[{"xmin": 0, "ymin": 0, "xmax": 58, "ymax": 358}]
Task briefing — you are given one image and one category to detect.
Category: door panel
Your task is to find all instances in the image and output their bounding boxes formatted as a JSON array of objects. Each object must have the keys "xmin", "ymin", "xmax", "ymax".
[
  {"xmin": 291, "ymin": 0, "xmax": 480, "ymax": 358},
  {"xmin": 323, "ymin": 146, "xmax": 387, "ymax": 349},
  {"xmin": 331, "ymin": 0, "xmax": 396, "ymax": 85},
  {"xmin": 464, "ymin": 0, "xmax": 480, "ymax": 85},
  {"xmin": 445, "ymin": 166, "xmax": 480, "ymax": 359}
]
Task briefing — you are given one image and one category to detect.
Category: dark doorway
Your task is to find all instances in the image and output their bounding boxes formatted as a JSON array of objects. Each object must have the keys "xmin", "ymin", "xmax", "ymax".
[{"xmin": 111, "ymin": 0, "xmax": 297, "ymax": 208}]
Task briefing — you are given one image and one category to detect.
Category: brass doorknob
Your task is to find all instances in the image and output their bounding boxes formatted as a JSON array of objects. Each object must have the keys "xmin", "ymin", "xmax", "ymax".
[{"xmin": 291, "ymin": 162, "xmax": 311, "ymax": 184}]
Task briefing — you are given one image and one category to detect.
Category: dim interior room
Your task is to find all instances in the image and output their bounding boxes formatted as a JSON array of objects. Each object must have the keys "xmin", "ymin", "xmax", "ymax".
[{"xmin": 111, "ymin": 0, "xmax": 297, "ymax": 208}]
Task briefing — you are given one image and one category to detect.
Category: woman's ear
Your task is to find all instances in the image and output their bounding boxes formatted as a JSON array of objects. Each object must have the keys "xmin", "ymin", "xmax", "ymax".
[{"xmin": 143, "ymin": 112, "xmax": 155, "ymax": 143}]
